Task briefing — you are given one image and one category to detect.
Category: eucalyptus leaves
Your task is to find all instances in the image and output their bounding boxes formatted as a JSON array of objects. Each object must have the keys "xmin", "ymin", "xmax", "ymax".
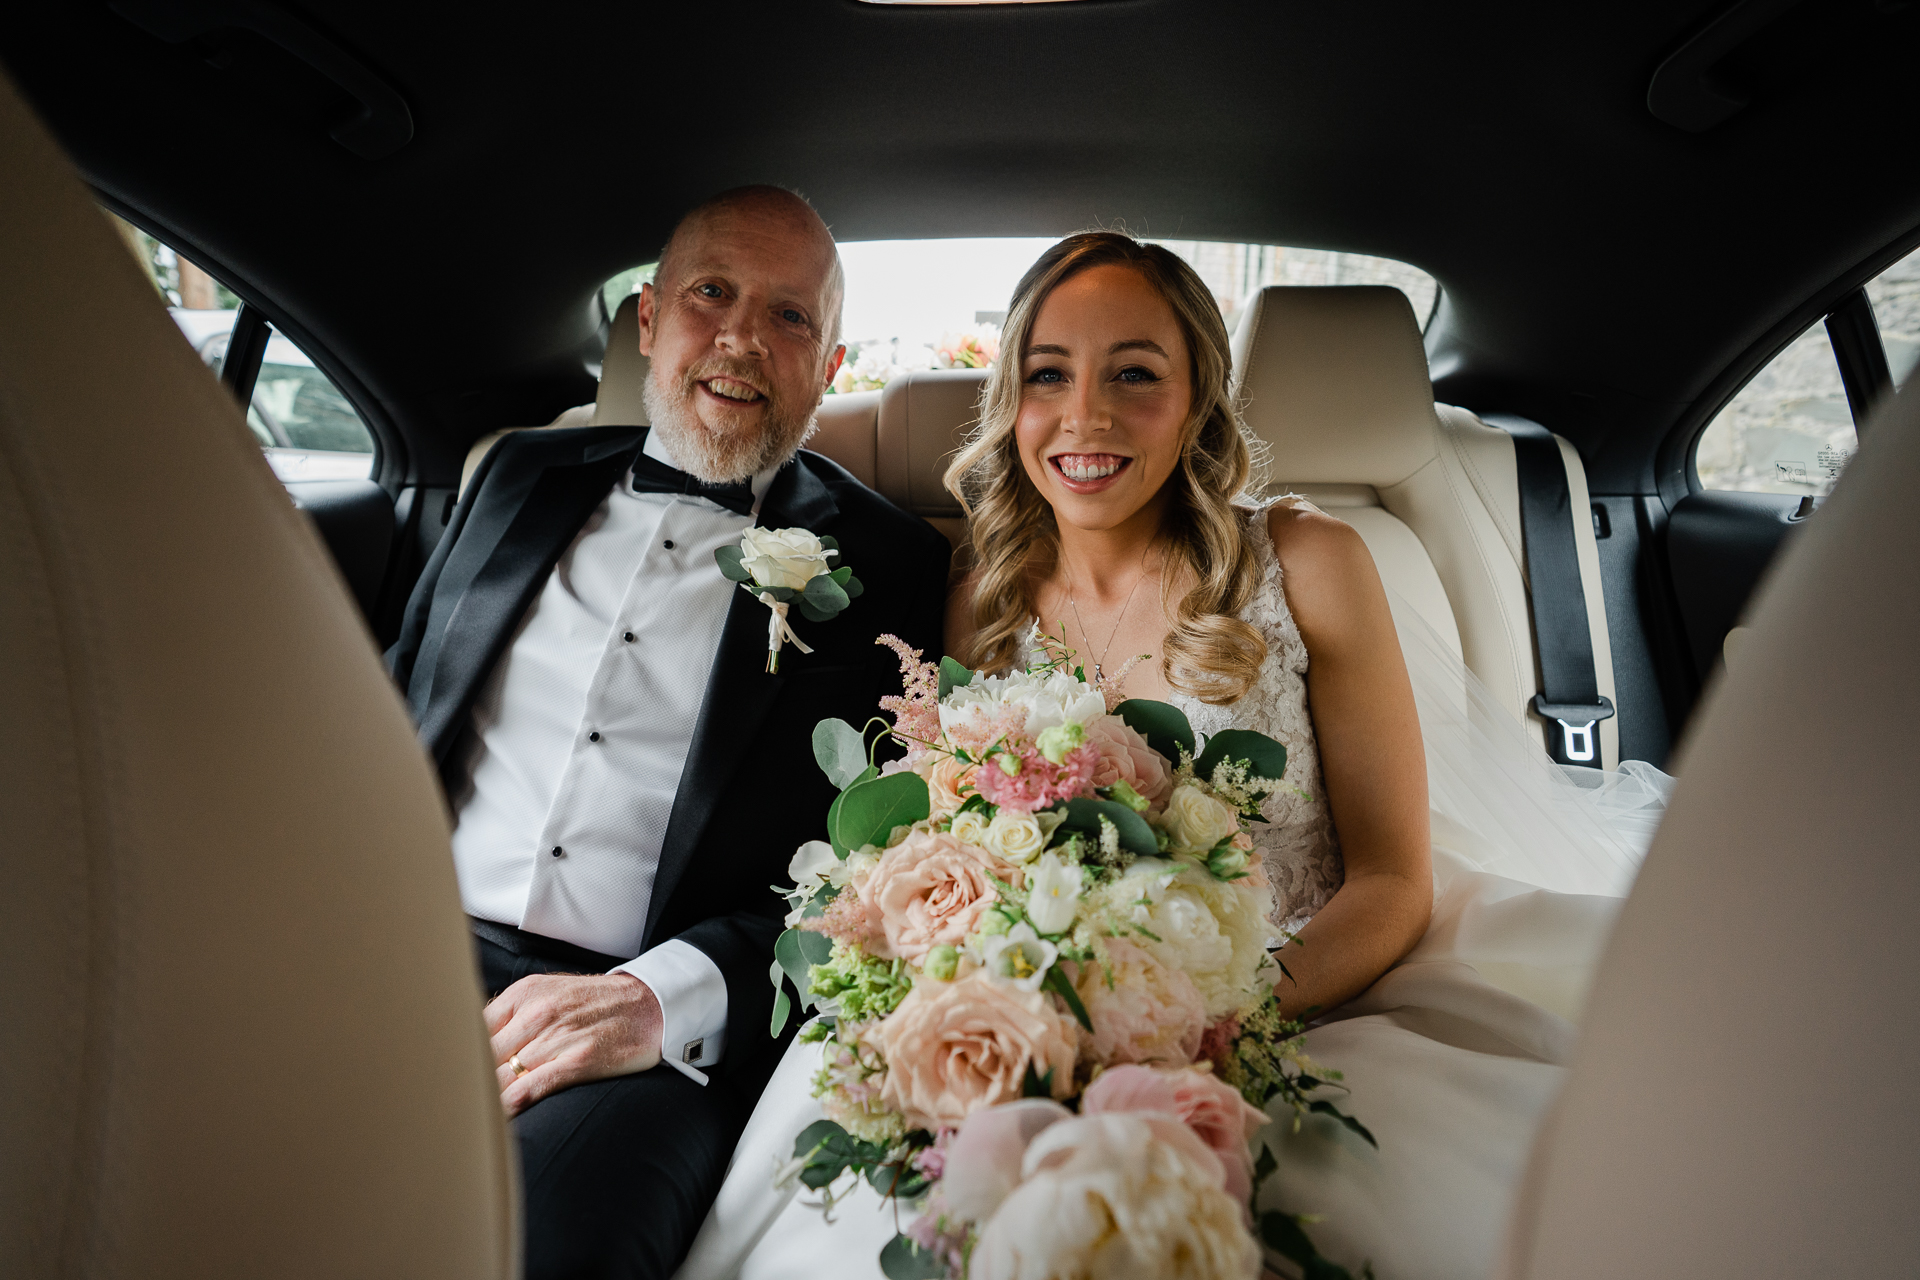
[{"xmin": 716, "ymin": 526, "xmax": 863, "ymax": 673}]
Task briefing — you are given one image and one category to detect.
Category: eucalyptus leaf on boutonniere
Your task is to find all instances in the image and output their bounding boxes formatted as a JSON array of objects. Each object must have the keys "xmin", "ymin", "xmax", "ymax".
[{"xmin": 716, "ymin": 527, "xmax": 864, "ymax": 673}]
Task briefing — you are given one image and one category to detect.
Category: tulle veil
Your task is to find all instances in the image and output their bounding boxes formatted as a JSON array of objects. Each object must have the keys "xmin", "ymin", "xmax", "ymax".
[{"xmin": 1383, "ymin": 584, "xmax": 1672, "ymax": 899}]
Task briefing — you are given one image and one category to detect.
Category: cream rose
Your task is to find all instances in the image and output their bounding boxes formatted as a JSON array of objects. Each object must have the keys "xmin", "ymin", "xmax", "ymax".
[
  {"xmin": 981, "ymin": 810, "xmax": 1046, "ymax": 865},
  {"xmin": 864, "ymin": 971, "xmax": 1079, "ymax": 1131},
  {"xmin": 858, "ymin": 830, "xmax": 1023, "ymax": 961},
  {"xmin": 1070, "ymin": 938, "xmax": 1206, "ymax": 1067},
  {"xmin": 968, "ymin": 1113, "xmax": 1261, "ymax": 1280},
  {"xmin": 737, "ymin": 526, "xmax": 833, "ymax": 591},
  {"xmin": 1085, "ymin": 716, "xmax": 1173, "ymax": 810},
  {"xmin": 949, "ymin": 808, "xmax": 990, "ymax": 847},
  {"xmin": 1162, "ymin": 781, "xmax": 1240, "ymax": 854}
]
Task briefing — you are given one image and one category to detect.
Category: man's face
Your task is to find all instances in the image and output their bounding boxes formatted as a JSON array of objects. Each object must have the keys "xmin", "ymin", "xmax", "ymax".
[{"xmin": 637, "ymin": 202, "xmax": 846, "ymax": 482}]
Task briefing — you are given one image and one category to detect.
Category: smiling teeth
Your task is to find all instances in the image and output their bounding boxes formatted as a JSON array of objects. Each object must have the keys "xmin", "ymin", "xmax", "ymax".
[
  {"xmin": 706, "ymin": 379, "xmax": 761, "ymax": 401},
  {"xmin": 1059, "ymin": 456, "xmax": 1122, "ymax": 481}
]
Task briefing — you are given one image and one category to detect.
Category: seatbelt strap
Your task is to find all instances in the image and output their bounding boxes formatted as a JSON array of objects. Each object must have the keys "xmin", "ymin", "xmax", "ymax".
[{"xmin": 1481, "ymin": 414, "xmax": 1614, "ymax": 766}]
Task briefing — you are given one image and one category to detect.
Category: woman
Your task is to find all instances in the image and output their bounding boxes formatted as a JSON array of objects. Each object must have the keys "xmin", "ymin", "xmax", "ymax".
[{"xmin": 677, "ymin": 234, "xmax": 1666, "ymax": 1280}]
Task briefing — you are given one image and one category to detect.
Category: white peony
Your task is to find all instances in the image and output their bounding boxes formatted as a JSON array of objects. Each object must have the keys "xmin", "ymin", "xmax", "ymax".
[
  {"xmin": 969, "ymin": 1112, "xmax": 1261, "ymax": 1280},
  {"xmin": 1026, "ymin": 851, "xmax": 1085, "ymax": 936},
  {"xmin": 787, "ymin": 840, "xmax": 839, "ymax": 892},
  {"xmin": 941, "ymin": 668, "xmax": 1106, "ymax": 741},
  {"xmin": 1162, "ymin": 782, "xmax": 1240, "ymax": 854},
  {"xmin": 1093, "ymin": 863, "xmax": 1276, "ymax": 1020},
  {"xmin": 738, "ymin": 526, "xmax": 834, "ymax": 591}
]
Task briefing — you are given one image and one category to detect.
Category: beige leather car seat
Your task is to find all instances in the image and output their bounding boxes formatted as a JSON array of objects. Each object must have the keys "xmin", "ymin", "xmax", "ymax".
[
  {"xmin": 461, "ymin": 293, "xmax": 886, "ymax": 496},
  {"xmin": 0, "ymin": 73, "xmax": 515, "ymax": 1279},
  {"xmin": 1233, "ymin": 285, "xmax": 1619, "ymax": 766},
  {"xmin": 1499, "ymin": 380, "xmax": 1920, "ymax": 1277}
]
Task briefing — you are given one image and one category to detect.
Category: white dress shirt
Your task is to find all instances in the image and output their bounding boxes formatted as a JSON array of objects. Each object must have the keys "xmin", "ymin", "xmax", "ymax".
[{"xmin": 452, "ymin": 430, "xmax": 774, "ymax": 1084}]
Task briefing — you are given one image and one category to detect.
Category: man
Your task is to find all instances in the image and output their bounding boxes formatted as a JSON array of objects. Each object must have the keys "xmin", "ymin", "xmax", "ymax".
[{"xmin": 386, "ymin": 186, "xmax": 951, "ymax": 1278}]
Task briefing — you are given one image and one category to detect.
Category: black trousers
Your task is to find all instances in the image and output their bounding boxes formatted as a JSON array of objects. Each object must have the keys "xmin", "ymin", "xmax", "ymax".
[{"xmin": 476, "ymin": 923, "xmax": 751, "ymax": 1280}]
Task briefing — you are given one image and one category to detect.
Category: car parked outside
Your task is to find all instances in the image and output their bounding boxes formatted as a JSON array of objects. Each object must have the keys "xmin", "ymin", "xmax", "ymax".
[{"xmin": 168, "ymin": 307, "xmax": 375, "ymax": 481}]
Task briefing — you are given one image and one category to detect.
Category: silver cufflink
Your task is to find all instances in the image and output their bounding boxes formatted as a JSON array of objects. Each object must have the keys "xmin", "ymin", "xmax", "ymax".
[{"xmin": 682, "ymin": 1038, "xmax": 704, "ymax": 1064}]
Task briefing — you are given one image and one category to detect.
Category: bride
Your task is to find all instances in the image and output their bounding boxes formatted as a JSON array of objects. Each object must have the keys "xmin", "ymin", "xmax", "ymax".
[{"xmin": 676, "ymin": 233, "xmax": 1668, "ymax": 1279}]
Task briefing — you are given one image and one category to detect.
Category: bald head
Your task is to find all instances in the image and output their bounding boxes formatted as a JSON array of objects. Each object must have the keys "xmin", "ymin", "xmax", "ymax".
[{"xmin": 656, "ymin": 185, "xmax": 845, "ymax": 348}]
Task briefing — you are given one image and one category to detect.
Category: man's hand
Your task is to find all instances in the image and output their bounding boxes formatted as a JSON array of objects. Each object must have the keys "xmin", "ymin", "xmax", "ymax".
[{"xmin": 485, "ymin": 973, "xmax": 663, "ymax": 1117}]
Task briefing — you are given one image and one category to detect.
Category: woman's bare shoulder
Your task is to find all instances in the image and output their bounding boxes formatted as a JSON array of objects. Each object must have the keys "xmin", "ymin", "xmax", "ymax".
[{"xmin": 1263, "ymin": 500, "xmax": 1386, "ymax": 642}]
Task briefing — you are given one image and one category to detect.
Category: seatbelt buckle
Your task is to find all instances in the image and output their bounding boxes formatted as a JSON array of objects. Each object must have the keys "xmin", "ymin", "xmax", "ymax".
[{"xmin": 1531, "ymin": 695, "xmax": 1615, "ymax": 764}]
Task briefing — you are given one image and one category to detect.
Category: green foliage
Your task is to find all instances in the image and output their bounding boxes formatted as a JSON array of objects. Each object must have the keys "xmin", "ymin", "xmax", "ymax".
[
  {"xmin": 769, "ymin": 957, "xmax": 792, "ymax": 1036},
  {"xmin": 880, "ymin": 1233, "xmax": 949, "ymax": 1279},
  {"xmin": 827, "ymin": 765, "xmax": 880, "ymax": 856},
  {"xmin": 799, "ymin": 572, "xmax": 852, "ymax": 622},
  {"xmin": 772, "ymin": 929, "xmax": 834, "ymax": 1033},
  {"xmin": 813, "ymin": 718, "xmax": 870, "ymax": 789},
  {"xmin": 938, "ymin": 655, "xmax": 976, "ymax": 698},
  {"xmin": 1194, "ymin": 728, "xmax": 1289, "ymax": 784},
  {"xmin": 1260, "ymin": 1211, "xmax": 1372, "ymax": 1280},
  {"xmin": 1057, "ymin": 796, "xmax": 1158, "ymax": 857},
  {"xmin": 714, "ymin": 544, "xmax": 751, "ymax": 583},
  {"xmin": 1115, "ymin": 698, "xmax": 1196, "ymax": 762},
  {"xmin": 1308, "ymin": 1099, "xmax": 1377, "ymax": 1149},
  {"xmin": 835, "ymin": 771, "xmax": 931, "ymax": 852},
  {"xmin": 810, "ymin": 942, "xmax": 915, "ymax": 1024},
  {"xmin": 790, "ymin": 1118, "xmax": 895, "ymax": 1190},
  {"xmin": 1021, "ymin": 1063, "xmax": 1055, "ymax": 1098},
  {"xmin": 1041, "ymin": 965, "xmax": 1094, "ymax": 1032}
]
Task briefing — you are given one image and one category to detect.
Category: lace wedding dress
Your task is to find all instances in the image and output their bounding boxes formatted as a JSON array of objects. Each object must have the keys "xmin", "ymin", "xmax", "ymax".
[{"xmin": 676, "ymin": 505, "xmax": 1671, "ymax": 1280}]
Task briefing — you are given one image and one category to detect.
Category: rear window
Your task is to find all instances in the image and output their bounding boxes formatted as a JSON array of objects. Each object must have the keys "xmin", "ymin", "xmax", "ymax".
[{"xmin": 601, "ymin": 238, "xmax": 1438, "ymax": 394}]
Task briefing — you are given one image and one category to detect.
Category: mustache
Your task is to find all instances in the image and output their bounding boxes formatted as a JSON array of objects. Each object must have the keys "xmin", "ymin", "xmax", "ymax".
[{"xmin": 678, "ymin": 358, "xmax": 773, "ymax": 401}]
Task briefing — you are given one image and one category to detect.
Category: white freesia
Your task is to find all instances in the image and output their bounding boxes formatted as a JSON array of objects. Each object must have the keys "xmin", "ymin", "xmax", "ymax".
[
  {"xmin": 978, "ymin": 922, "xmax": 1058, "ymax": 993},
  {"xmin": 1162, "ymin": 782, "xmax": 1240, "ymax": 853},
  {"xmin": 1026, "ymin": 851, "xmax": 1085, "ymax": 935},
  {"xmin": 940, "ymin": 668, "xmax": 1107, "ymax": 740},
  {"xmin": 738, "ymin": 526, "xmax": 835, "ymax": 591}
]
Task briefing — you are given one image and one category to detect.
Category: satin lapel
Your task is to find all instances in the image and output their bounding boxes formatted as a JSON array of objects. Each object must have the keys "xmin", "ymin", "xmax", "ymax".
[
  {"xmin": 418, "ymin": 439, "xmax": 641, "ymax": 764},
  {"xmin": 643, "ymin": 457, "xmax": 841, "ymax": 944}
]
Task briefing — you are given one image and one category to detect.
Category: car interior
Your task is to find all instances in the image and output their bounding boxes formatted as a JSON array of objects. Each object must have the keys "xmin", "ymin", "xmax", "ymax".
[{"xmin": 2, "ymin": 1, "xmax": 1915, "ymax": 1276}]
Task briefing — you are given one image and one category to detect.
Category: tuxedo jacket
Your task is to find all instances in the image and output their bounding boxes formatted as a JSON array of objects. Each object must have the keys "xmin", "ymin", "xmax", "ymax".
[{"xmin": 387, "ymin": 426, "xmax": 951, "ymax": 1092}]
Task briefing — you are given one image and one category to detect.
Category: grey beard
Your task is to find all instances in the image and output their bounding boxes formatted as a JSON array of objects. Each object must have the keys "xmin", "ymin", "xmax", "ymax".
[{"xmin": 641, "ymin": 368, "xmax": 817, "ymax": 484}]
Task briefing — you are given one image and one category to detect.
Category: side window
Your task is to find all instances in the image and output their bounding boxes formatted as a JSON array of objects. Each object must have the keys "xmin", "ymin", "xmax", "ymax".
[
  {"xmin": 1693, "ymin": 322, "xmax": 1852, "ymax": 495},
  {"xmin": 1867, "ymin": 244, "xmax": 1920, "ymax": 393},
  {"xmin": 110, "ymin": 212, "xmax": 376, "ymax": 480}
]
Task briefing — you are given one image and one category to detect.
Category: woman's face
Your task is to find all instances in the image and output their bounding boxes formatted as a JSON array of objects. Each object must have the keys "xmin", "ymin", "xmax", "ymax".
[{"xmin": 1015, "ymin": 263, "xmax": 1193, "ymax": 536}]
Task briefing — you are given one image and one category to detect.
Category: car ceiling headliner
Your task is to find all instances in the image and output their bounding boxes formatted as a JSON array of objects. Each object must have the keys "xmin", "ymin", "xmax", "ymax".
[{"xmin": 3, "ymin": 0, "xmax": 1918, "ymax": 492}]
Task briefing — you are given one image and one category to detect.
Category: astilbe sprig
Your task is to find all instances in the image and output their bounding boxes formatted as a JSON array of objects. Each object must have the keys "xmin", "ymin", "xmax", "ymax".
[{"xmin": 876, "ymin": 633, "xmax": 943, "ymax": 758}]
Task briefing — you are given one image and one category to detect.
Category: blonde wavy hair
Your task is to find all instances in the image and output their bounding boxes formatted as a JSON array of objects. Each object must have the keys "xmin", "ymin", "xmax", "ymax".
[{"xmin": 944, "ymin": 232, "xmax": 1267, "ymax": 704}]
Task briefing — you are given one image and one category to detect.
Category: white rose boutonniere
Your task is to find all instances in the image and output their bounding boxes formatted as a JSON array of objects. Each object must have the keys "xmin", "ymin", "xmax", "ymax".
[{"xmin": 716, "ymin": 527, "xmax": 863, "ymax": 672}]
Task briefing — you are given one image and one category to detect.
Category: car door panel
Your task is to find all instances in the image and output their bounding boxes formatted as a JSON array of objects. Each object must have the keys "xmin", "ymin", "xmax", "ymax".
[
  {"xmin": 1663, "ymin": 490, "xmax": 1803, "ymax": 686},
  {"xmin": 286, "ymin": 479, "xmax": 395, "ymax": 622}
]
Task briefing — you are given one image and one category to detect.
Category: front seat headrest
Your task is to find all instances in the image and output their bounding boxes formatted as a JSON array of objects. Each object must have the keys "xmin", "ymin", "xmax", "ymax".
[
  {"xmin": 1231, "ymin": 285, "xmax": 1440, "ymax": 487},
  {"xmin": 594, "ymin": 292, "xmax": 651, "ymax": 426}
]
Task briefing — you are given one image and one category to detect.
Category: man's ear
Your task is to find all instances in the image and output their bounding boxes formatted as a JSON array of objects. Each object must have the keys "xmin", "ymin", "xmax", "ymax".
[
  {"xmin": 822, "ymin": 342, "xmax": 846, "ymax": 390},
  {"xmin": 635, "ymin": 282, "xmax": 658, "ymax": 357}
]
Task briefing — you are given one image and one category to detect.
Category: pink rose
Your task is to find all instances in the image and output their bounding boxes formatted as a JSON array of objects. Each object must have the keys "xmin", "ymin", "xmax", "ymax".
[
  {"xmin": 1081, "ymin": 1064, "xmax": 1269, "ymax": 1209},
  {"xmin": 863, "ymin": 971, "xmax": 1079, "ymax": 1131},
  {"xmin": 1085, "ymin": 716, "xmax": 1173, "ymax": 810},
  {"xmin": 914, "ymin": 753, "xmax": 978, "ymax": 819},
  {"xmin": 1070, "ymin": 938, "xmax": 1207, "ymax": 1068},
  {"xmin": 859, "ymin": 830, "xmax": 1022, "ymax": 961}
]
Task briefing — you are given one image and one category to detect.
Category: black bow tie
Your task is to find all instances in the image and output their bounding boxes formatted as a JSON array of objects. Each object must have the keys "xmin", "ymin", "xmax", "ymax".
[{"xmin": 629, "ymin": 450, "xmax": 757, "ymax": 517}]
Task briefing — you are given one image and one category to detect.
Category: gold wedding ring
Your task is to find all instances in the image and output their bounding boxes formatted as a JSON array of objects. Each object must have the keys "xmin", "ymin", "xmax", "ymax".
[{"xmin": 509, "ymin": 1053, "xmax": 529, "ymax": 1078}]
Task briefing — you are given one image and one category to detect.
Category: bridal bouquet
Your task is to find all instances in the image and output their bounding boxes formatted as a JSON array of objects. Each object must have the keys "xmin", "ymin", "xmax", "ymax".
[{"xmin": 769, "ymin": 632, "xmax": 1375, "ymax": 1279}]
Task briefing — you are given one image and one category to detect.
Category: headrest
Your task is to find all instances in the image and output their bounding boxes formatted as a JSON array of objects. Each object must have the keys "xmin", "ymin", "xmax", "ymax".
[
  {"xmin": 592, "ymin": 292, "xmax": 650, "ymax": 426},
  {"xmin": 1231, "ymin": 285, "xmax": 1440, "ymax": 488},
  {"xmin": 877, "ymin": 368, "xmax": 985, "ymax": 517}
]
